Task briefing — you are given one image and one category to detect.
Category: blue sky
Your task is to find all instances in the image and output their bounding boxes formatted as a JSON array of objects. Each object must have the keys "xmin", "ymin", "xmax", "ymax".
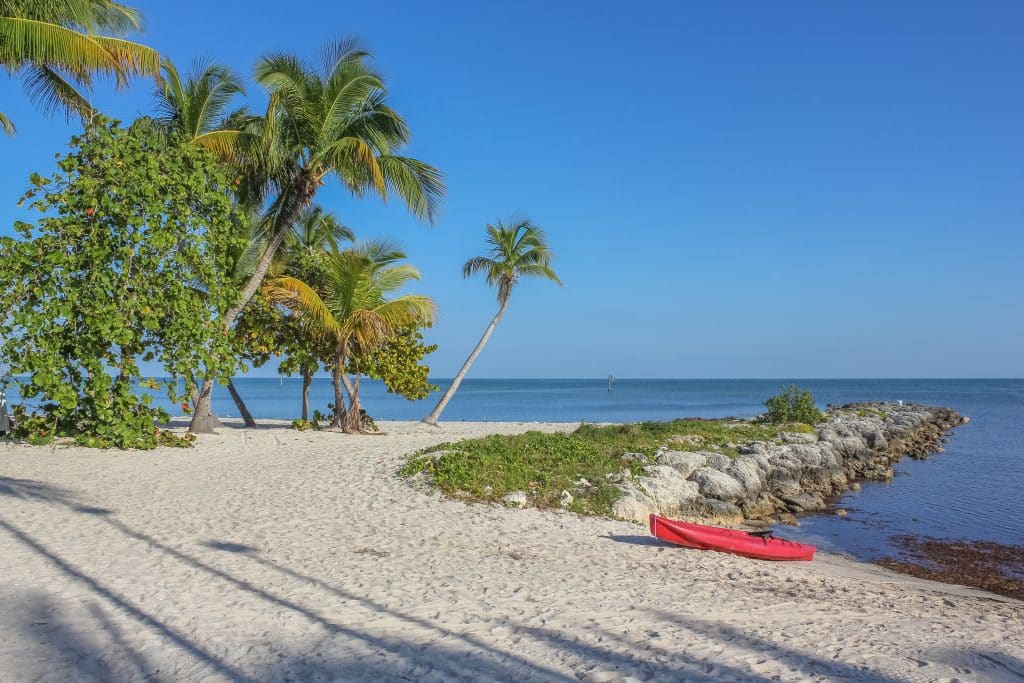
[{"xmin": 2, "ymin": 1, "xmax": 1022, "ymax": 378}]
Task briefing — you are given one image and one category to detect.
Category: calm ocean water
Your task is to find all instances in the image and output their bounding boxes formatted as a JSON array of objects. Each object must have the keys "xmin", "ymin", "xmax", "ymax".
[{"xmin": 8, "ymin": 377, "xmax": 1023, "ymax": 562}]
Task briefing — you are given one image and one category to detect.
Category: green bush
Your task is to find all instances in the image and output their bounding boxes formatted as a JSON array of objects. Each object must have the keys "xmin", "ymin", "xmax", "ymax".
[{"xmin": 760, "ymin": 385, "xmax": 825, "ymax": 425}]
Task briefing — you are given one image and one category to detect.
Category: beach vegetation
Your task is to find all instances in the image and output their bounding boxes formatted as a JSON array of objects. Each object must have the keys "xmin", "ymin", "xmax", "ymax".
[
  {"xmin": 422, "ymin": 216, "xmax": 560, "ymax": 425},
  {"xmin": 403, "ymin": 419, "xmax": 802, "ymax": 515},
  {"xmin": 0, "ymin": 0, "xmax": 159, "ymax": 135},
  {"xmin": 0, "ymin": 117, "xmax": 244, "ymax": 448},
  {"xmin": 759, "ymin": 385, "xmax": 825, "ymax": 425}
]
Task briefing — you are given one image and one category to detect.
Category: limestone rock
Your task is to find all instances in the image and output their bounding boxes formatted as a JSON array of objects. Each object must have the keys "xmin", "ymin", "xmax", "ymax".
[
  {"xmin": 559, "ymin": 490, "xmax": 574, "ymax": 508},
  {"xmin": 658, "ymin": 450, "xmax": 706, "ymax": 478},
  {"xmin": 612, "ymin": 491, "xmax": 656, "ymax": 523},
  {"xmin": 727, "ymin": 457, "xmax": 764, "ymax": 496},
  {"xmin": 637, "ymin": 465, "xmax": 701, "ymax": 509},
  {"xmin": 704, "ymin": 452, "xmax": 732, "ymax": 471},
  {"xmin": 690, "ymin": 467, "xmax": 744, "ymax": 502},
  {"xmin": 781, "ymin": 492, "xmax": 826, "ymax": 512}
]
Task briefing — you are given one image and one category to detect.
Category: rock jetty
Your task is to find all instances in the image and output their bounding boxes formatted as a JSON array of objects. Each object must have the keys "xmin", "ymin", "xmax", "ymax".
[{"xmin": 612, "ymin": 402, "xmax": 967, "ymax": 524}]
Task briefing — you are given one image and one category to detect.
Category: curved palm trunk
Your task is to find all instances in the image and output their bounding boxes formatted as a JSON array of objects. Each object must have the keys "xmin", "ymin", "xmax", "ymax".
[
  {"xmin": 301, "ymin": 370, "xmax": 313, "ymax": 422},
  {"xmin": 189, "ymin": 176, "xmax": 317, "ymax": 434},
  {"xmin": 342, "ymin": 374, "xmax": 366, "ymax": 433},
  {"xmin": 226, "ymin": 378, "xmax": 256, "ymax": 428},
  {"xmin": 422, "ymin": 295, "xmax": 510, "ymax": 426}
]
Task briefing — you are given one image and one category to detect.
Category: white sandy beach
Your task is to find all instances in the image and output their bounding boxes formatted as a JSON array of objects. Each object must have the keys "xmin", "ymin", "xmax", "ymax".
[{"xmin": 1, "ymin": 420, "xmax": 1021, "ymax": 682}]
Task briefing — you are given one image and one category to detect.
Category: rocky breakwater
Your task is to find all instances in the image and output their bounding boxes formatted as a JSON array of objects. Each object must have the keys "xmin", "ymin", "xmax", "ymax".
[{"xmin": 612, "ymin": 402, "xmax": 967, "ymax": 524}]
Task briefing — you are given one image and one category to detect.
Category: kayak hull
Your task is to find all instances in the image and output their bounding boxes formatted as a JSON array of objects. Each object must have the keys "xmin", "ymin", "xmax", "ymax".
[{"xmin": 649, "ymin": 514, "xmax": 815, "ymax": 561}]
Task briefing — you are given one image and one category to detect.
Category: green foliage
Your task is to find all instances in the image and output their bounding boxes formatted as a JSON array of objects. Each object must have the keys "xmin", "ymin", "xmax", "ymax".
[
  {"xmin": 0, "ymin": 117, "xmax": 244, "ymax": 449},
  {"xmin": 759, "ymin": 385, "xmax": 825, "ymax": 426},
  {"xmin": 402, "ymin": 419, "xmax": 794, "ymax": 516},
  {"xmin": 349, "ymin": 324, "xmax": 438, "ymax": 401}
]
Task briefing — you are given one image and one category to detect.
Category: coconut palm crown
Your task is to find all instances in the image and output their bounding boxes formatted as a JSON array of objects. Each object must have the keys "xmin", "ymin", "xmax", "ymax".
[
  {"xmin": 154, "ymin": 56, "xmax": 245, "ymax": 151},
  {"xmin": 463, "ymin": 216, "xmax": 562, "ymax": 304}
]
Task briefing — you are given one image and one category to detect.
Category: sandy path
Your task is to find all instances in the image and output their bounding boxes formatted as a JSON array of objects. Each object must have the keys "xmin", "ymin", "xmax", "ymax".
[{"xmin": 1, "ymin": 421, "xmax": 1021, "ymax": 682}]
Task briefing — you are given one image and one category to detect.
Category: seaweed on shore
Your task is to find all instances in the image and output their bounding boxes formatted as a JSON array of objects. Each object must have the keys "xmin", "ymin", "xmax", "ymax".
[{"xmin": 879, "ymin": 535, "xmax": 1024, "ymax": 601}]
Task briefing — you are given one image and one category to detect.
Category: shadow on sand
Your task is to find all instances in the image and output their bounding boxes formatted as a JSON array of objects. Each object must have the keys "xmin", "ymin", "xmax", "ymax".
[{"xmin": 1, "ymin": 476, "xmax": 1012, "ymax": 682}]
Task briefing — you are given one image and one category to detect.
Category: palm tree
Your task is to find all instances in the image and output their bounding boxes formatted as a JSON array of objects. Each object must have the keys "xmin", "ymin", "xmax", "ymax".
[
  {"xmin": 422, "ymin": 216, "xmax": 560, "ymax": 426},
  {"xmin": 0, "ymin": 0, "xmax": 159, "ymax": 134},
  {"xmin": 188, "ymin": 37, "xmax": 443, "ymax": 434},
  {"xmin": 153, "ymin": 56, "xmax": 245, "ymax": 151},
  {"xmin": 265, "ymin": 240, "xmax": 435, "ymax": 433},
  {"xmin": 275, "ymin": 205, "xmax": 353, "ymax": 421}
]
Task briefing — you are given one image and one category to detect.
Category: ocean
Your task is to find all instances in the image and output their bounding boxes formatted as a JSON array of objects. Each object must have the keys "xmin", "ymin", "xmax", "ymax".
[{"xmin": 9, "ymin": 377, "xmax": 1024, "ymax": 563}]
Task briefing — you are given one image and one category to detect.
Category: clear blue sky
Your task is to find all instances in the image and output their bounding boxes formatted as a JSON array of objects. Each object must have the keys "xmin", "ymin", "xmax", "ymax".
[{"xmin": 2, "ymin": 1, "xmax": 1022, "ymax": 378}]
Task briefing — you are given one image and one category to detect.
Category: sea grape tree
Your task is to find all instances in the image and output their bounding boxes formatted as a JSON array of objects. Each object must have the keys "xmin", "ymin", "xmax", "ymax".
[{"xmin": 0, "ymin": 117, "xmax": 245, "ymax": 448}]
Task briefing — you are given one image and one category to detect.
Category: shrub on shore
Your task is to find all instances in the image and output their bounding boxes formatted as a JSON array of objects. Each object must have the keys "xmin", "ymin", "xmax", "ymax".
[{"xmin": 759, "ymin": 385, "xmax": 825, "ymax": 425}]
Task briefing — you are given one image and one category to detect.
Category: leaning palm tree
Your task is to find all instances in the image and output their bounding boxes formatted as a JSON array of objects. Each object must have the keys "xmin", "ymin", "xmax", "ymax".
[
  {"xmin": 0, "ymin": 0, "xmax": 159, "ymax": 134},
  {"xmin": 422, "ymin": 216, "xmax": 560, "ymax": 426},
  {"xmin": 265, "ymin": 240, "xmax": 435, "ymax": 433},
  {"xmin": 188, "ymin": 36, "xmax": 444, "ymax": 433}
]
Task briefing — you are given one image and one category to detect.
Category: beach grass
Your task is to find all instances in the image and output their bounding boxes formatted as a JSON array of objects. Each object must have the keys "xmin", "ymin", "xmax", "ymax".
[{"xmin": 402, "ymin": 419, "xmax": 814, "ymax": 515}]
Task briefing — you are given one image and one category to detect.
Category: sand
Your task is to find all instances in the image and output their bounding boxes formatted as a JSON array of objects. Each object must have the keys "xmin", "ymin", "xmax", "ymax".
[{"xmin": 1, "ymin": 420, "xmax": 1021, "ymax": 682}]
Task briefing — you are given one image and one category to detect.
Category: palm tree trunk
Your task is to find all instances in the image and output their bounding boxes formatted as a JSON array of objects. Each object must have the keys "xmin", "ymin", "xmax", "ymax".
[
  {"xmin": 422, "ymin": 295, "xmax": 510, "ymax": 425},
  {"xmin": 189, "ymin": 176, "xmax": 316, "ymax": 434},
  {"xmin": 301, "ymin": 370, "xmax": 313, "ymax": 422},
  {"xmin": 342, "ymin": 374, "xmax": 364, "ymax": 433},
  {"xmin": 330, "ymin": 349, "xmax": 347, "ymax": 428},
  {"xmin": 226, "ymin": 378, "xmax": 256, "ymax": 428}
]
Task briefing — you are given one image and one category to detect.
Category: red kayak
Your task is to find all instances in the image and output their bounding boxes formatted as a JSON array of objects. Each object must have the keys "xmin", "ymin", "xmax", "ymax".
[{"xmin": 650, "ymin": 514, "xmax": 815, "ymax": 561}]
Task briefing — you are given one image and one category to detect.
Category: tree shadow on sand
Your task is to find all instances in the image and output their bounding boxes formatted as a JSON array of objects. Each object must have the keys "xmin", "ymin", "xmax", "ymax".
[
  {"xmin": 2, "ymin": 487, "xmax": 1013, "ymax": 682},
  {"xmin": 0, "ymin": 476, "xmax": 78, "ymax": 504}
]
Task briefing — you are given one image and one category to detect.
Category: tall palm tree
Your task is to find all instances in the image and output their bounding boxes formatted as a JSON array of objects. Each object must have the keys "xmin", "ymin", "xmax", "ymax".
[
  {"xmin": 0, "ymin": 0, "xmax": 159, "ymax": 134},
  {"xmin": 188, "ymin": 37, "xmax": 444, "ymax": 433},
  {"xmin": 265, "ymin": 240, "xmax": 434, "ymax": 433},
  {"xmin": 422, "ymin": 216, "xmax": 560, "ymax": 426}
]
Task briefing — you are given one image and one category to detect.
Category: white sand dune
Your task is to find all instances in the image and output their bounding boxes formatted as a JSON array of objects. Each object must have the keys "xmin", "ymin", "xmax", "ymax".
[{"xmin": 1, "ymin": 420, "xmax": 1021, "ymax": 682}]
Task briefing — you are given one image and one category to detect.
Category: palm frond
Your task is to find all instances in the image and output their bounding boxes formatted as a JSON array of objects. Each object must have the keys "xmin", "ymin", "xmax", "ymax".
[
  {"xmin": 89, "ymin": 35, "xmax": 158, "ymax": 82},
  {"xmin": 264, "ymin": 276, "xmax": 341, "ymax": 334},
  {"xmin": 373, "ymin": 263, "xmax": 421, "ymax": 295},
  {"xmin": 21, "ymin": 63, "xmax": 91, "ymax": 118},
  {"xmin": 376, "ymin": 155, "xmax": 444, "ymax": 223},
  {"xmin": 0, "ymin": 16, "xmax": 122, "ymax": 70},
  {"xmin": 462, "ymin": 256, "xmax": 497, "ymax": 279},
  {"xmin": 0, "ymin": 109, "xmax": 14, "ymax": 135},
  {"xmin": 190, "ymin": 129, "xmax": 240, "ymax": 159}
]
